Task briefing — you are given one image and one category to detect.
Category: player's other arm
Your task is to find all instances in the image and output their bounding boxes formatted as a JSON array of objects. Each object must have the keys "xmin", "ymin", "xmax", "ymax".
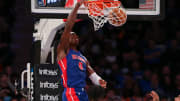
[
  {"xmin": 87, "ymin": 62, "xmax": 107, "ymax": 88},
  {"xmin": 57, "ymin": 0, "xmax": 84, "ymax": 60}
]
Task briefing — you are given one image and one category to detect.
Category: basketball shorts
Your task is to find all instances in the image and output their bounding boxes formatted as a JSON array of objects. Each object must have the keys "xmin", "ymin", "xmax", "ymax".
[{"xmin": 62, "ymin": 88, "xmax": 88, "ymax": 101}]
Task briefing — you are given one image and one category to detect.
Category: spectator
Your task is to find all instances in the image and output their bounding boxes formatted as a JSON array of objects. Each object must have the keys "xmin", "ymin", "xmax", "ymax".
[
  {"xmin": 106, "ymin": 96, "xmax": 121, "ymax": 101},
  {"xmin": 144, "ymin": 40, "xmax": 162, "ymax": 68},
  {"xmin": 175, "ymin": 30, "xmax": 180, "ymax": 41},
  {"xmin": 10, "ymin": 97, "xmax": 18, "ymax": 101},
  {"xmin": 150, "ymin": 73, "xmax": 165, "ymax": 97},
  {"xmin": 131, "ymin": 83, "xmax": 144, "ymax": 101},
  {"xmin": 174, "ymin": 73, "xmax": 180, "ymax": 97},
  {"xmin": 121, "ymin": 73, "xmax": 134, "ymax": 100},
  {"xmin": 174, "ymin": 95, "xmax": 180, "ymax": 101},
  {"xmin": 160, "ymin": 65, "xmax": 174, "ymax": 98},
  {"xmin": 160, "ymin": 97, "xmax": 169, "ymax": 101},
  {"xmin": 0, "ymin": 73, "xmax": 11, "ymax": 97},
  {"xmin": 122, "ymin": 40, "xmax": 141, "ymax": 65},
  {"xmin": 0, "ymin": 73, "xmax": 16, "ymax": 98},
  {"xmin": 20, "ymin": 96, "xmax": 27, "ymax": 101},
  {"xmin": 139, "ymin": 68, "xmax": 152, "ymax": 94},
  {"xmin": 147, "ymin": 91, "xmax": 160, "ymax": 101},
  {"xmin": 163, "ymin": 40, "xmax": 180, "ymax": 68},
  {"xmin": 104, "ymin": 89, "xmax": 116, "ymax": 101},
  {"xmin": 87, "ymin": 86, "xmax": 105, "ymax": 101},
  {"xmin": 131, "ymin": 60, "xmax": 143, "ymax": 80},
  {"xmin": 4, "ymin": 65, "xmax": 13, "ymax": 77},
  {"xmin": 112, "ymin": 64, "xmax": 124, "ymax": 89}
]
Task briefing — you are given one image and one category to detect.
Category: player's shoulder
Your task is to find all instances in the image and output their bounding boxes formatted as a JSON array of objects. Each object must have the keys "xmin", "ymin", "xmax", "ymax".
[
  {"xmin": 57, "ymin": 51, "xmax": 67, "ymax": 61},
  {"xmin": 79, "ymin": 52, "xmax": 88, "ymax": 61}
]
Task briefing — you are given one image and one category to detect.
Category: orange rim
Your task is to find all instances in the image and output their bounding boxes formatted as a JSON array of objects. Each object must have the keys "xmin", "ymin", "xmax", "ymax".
[
  {"xmin": 84, "ymin": 0, "xmax": 121, "ymax": 7},
  {"xmin": 84, "ymin": 0, "xmax": 121, "ymax": 16}
]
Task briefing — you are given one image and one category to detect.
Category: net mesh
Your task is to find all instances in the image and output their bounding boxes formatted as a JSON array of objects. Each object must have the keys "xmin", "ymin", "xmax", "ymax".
[
  {"xmin": 87, "ymin": 2, "xmax": 107, "ymax": 31},
  {"xmin": 85, "ymin": 1, "xmax": 123, "ymax": 31}
]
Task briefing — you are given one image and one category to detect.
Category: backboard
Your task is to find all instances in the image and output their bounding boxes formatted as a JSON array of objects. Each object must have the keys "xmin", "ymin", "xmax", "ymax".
[{"xmin": 30, "ymin": 0, "xmax": 164, "ymax": 20}]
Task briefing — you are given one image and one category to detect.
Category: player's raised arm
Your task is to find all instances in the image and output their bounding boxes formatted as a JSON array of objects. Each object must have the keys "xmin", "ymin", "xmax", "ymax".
[
  {"xmin": 57, "ymin": 0, "xmax": 85, "ymax": 60},
  {"xmin": 63, "ymin": 2, "xmax": 82, "ymax": 35},
  {"xmin": 87, "ymin": 62, "xmax": 107, "ymax": 88}
]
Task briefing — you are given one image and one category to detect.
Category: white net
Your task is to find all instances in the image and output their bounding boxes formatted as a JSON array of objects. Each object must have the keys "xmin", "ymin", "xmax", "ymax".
[
  {"xmin": 87, "ymin": 2, "xmax": 107, "ymax": 31},
  {"xmin": 85, "ymin": 1, "xmax": 125, "ymax": 31},
  {"xmin": 89, "ymin": 15, "xmax": 107, "ymax": 31}
]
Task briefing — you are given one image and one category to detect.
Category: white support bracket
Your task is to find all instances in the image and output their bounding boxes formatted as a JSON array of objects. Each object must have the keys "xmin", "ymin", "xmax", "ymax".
[{"xmin": 33, "ymin": 19, "xmax": 65, "ymax": 64}]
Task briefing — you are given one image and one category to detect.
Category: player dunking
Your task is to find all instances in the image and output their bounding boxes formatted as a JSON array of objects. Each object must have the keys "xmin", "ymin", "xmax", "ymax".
[{"xmin": 57, "ymin": 0, "xmax": 107, "ymax": 101}]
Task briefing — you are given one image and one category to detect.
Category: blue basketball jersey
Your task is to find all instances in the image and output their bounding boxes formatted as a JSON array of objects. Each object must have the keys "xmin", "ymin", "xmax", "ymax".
[{"xmin": 57, "ymin": 49, "xmax": 87, "ymax": 88}]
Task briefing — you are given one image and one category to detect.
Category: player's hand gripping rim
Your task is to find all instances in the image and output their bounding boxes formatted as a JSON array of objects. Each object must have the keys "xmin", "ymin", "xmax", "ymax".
[{"xmin": 77, "ymin": 0, "xmax": 87, "ymax": 6}]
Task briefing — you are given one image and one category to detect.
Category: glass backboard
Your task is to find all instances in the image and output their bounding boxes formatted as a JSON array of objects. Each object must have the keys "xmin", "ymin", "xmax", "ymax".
[{"xmin": 30, "ymin": 0, "xmax": 164, "ymax": 20}]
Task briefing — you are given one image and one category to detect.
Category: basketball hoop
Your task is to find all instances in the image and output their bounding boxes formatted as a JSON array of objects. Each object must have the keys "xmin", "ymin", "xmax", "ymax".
[{"xmin": 84, "ymin": 0, "xmax": 127, "ymax": 31}]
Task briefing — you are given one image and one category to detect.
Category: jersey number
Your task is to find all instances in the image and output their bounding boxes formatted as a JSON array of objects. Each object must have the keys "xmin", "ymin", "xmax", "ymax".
[{"xmin": 79, "ymin": 62, "xmax": 84, "ymax": 70}]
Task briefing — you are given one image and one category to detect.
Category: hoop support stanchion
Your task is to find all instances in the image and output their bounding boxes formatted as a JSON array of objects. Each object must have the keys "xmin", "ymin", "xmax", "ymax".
[
  {"xmin": 20, "ymin": 63, "xmax": 33, "ymax": 101},
  {"xmin": 21, "ymin": 70, "xmax": 27, "ymax": 89},
  {"xmin": 51, "ymin": 46, "xmax": 55, "ymax": 64},
  {"xmin": 27, "ymin": 63, "xmax": 31, "ymax": 88}
]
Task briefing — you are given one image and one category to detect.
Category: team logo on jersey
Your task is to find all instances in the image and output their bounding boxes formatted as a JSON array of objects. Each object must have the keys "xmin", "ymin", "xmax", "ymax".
[
  {"xmin": 79, "ymin": 62, "xmax": 84, "ymax": 70},
  {"xmin": 72, "ymin": 55, "xmax": 86, "ymax": 63}
]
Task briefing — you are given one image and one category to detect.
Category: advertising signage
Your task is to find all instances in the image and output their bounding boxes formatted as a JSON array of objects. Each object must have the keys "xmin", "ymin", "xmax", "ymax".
[{"xmin": 33, "ymin": 64, "xmax": 63, "ymax": 101}]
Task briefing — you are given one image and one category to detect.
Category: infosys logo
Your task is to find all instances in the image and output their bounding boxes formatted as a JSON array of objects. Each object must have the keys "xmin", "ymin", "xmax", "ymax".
[
  {"xmin": 40, "ymin": 81, "xmax": 59, "ymax": 89},
  {"xmin": 39, "ymin": 69, "xmax": 58, "ymax": 76},
  {"xmin": 40, "ymin": 94, "xmax": 59, "ymax": 101}
]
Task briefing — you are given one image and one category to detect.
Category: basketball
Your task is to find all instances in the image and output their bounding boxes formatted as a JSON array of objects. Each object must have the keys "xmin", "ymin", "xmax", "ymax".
[{"xmin": 107, "ymin": 7, "xmax": 127, "ymax": 27}]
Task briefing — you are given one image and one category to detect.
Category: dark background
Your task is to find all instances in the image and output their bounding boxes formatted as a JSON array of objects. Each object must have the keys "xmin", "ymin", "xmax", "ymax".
[{"xmin": 0, "ymin": 0, "xmax": 180, "ymax": 101}]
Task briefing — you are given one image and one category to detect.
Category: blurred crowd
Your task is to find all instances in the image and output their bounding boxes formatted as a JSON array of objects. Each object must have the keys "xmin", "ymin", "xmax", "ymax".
[
  {"xmin": 0, "ymin": 0, "xmax": 15, "ymax": 68},
  {"xmin": 0, "ymin": 0, "xmax": 180, "ymax": 100},
  {"xmin": 72, "ymin": 0, "xmax": 180, "ymax": 100},
  {"xmin": 0, "ymin": 0, "xmax": 26, "ymax": 100},
  {"xmin": 75, "ymin": 20, "xmax": 180, "ymax": 101}
]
